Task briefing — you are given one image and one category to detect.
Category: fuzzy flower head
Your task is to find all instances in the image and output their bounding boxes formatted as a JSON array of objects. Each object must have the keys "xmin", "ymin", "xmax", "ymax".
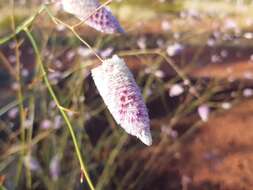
[
  {"xmin": 60, "ymin": 0, "xmax": 124, "ymax": 34},
  {"xmin": 91, "ymin": 55, "xmax": 152, "ymax": 146},
  {"xmin": 198, "ymin": 104, "xmax": 210, "ymax": 122}
]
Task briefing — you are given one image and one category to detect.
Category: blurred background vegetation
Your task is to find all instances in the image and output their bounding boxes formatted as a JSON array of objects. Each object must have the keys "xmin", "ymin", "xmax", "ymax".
[{"xmin": 1, "ymin": 0, "xmax": 253, "ymax": 190}]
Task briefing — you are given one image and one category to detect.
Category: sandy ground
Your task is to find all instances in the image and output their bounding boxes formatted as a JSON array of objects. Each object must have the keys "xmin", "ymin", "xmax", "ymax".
[{"xmin": 180, "ymin": 98, "xmax": 253, "ymax": 190}]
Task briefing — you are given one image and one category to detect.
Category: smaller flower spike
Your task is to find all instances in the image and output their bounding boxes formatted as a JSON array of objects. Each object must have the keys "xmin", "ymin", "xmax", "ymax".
[
  {"xmin": 60, "ymin": 0, "xmax": 124, "ymax": 34},
  {"xmin": 91, "ymin": 55, "xmax": 152, "ymax": 146}
]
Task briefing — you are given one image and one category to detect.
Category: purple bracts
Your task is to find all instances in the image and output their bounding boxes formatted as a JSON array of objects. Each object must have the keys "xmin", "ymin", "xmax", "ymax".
[
  {"xmin": 60, "ymin": 0, "xmax": 124, "ymax": 34},
  {"xmin": 91, "ymin": 55, "xmax": 152, "ymax": 146}
]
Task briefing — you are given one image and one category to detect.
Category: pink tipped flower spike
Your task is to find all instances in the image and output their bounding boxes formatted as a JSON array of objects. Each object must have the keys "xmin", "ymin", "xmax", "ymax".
[
  {"xmin": 91, "ymin": 55, "xmax": 152, "ymax": 146},
  {"xmin": 60, "ymin": 0, "xmax": 124, "ymax": 34}
]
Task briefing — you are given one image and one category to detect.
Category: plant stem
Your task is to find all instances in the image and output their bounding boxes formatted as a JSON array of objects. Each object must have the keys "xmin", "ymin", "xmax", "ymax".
[
  {"xmin": 0, "ymin": 5, "xmax": 45, "ymax": 45},
  {"xmin": 10, "ymin": 0, "xmax": 28, "ymax": 186},
  {"xmin": 24, "ymin": 28, "xmax": 95, "ymax": 190}
]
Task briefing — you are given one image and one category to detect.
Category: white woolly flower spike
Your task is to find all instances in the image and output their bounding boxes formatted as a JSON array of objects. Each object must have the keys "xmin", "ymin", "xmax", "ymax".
[
  {"xmin": 60, "ymin": 0, "xmax": 124, "ymax": 34},
  {"xmin": 91, "ymin": 55, "xmax": 152, "ymax": 146}
]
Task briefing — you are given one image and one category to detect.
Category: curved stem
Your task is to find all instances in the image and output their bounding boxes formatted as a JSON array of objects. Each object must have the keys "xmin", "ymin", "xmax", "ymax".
[
  {"xmin": 0, "ymin": 5, "xmax": 45, "ymax": 45},
  {"xmin": 119, "ymin": 49, "xmax": 200, "ymax": 98},
  {"xmin": 24, "ymin": 28, "xmax": 95, "ymax": 190},
  {"xmin": 44, "ymin": 6, "xmax": 104, "ymax": 62}
]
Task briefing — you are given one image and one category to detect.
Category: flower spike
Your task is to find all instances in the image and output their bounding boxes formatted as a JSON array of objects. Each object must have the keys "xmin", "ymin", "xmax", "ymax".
[
  {"xmin": 91, "ymin": 55, "xmax": 152, "ymax": 146},
  {"xmin": 60, "ymin": 0, "xmax": 124, "ymax": 34}
]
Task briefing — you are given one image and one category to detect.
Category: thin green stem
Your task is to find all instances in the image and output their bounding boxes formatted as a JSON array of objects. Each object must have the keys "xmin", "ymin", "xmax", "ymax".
[
  {"xmin": 0, "ymin": 5, "xmax": 45, "ymax": 45},
  {"xmin": 96, "ymin": 134, "xmax": 128, "ymax": 190},
  {"xmin": 119, "ymin": 49, "xmax": 200, "ymax": 98},
  {"xmin": 43, "ymin": 6, "xmax": 103, "ymax": 62},
  {"xmin": 24, "ymin": 28, "xmax": 95, "ymax": 190},
  {"xmin": 10, "ymin": 0, "xmax": 28, "ymax": 187}
]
